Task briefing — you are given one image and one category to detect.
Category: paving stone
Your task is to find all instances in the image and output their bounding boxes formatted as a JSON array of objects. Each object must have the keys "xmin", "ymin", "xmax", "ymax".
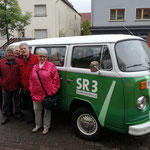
[
  {"xmin": 138, "ymin": 146, "xmax": 149, "ymax": 150},
  {"xmin": 0, "ymin": 110, "xmax": 150, "ymax": 150},
  {"xmin": 3, "ymin": 147, "xmax": 13, "ymax": 150}
]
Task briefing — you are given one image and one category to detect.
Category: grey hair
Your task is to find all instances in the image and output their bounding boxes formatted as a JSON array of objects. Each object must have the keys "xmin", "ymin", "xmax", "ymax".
[
  {"xmin": 14, "ymin": 45, "xmax": 19, "ymax": 49},
  {"xmin": 14, "ymin": 46, "xmax": 20, "ymax": 51},
  {"xmin": 5, "ymin": 46, "xmax": 14, "ymax": 56},
  {"xmin": 19, "ymin": 43, "xmax": 29, "ymax": 49},
  {"xmin": 37, "ymin": 48, "xmax": 48, "ymax": 56}
]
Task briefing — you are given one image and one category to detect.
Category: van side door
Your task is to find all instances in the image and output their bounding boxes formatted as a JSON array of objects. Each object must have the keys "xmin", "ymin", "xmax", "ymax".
[{"xmin": 65, "ymin": 44, "xmax": 124, "ymax": 130}]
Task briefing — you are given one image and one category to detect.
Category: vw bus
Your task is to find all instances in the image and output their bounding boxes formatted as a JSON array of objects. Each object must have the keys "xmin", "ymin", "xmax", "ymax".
[{"xmin": 11, "ymin": 34, "xmax": 150, "ymax": 140}]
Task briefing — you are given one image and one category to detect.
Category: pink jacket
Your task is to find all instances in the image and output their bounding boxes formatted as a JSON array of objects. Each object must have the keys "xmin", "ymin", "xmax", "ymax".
[{"xmin": 29, "ymin": 61, "xmax": 60, "ymax": 102}]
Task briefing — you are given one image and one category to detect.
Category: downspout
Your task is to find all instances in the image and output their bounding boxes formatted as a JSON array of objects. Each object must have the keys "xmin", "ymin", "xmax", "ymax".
[{"xmin": 55, "ymin": 0, "xmax": 60, "ymax": 37}]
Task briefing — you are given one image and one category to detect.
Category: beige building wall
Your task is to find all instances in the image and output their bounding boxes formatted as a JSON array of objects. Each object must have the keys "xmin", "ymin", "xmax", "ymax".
[
  {"xmin": 0, "ymin": 0, "xmax": 81, "ymax": 47},
  {"xmin": 18, "ymin": 0, "xmax": 57, "ymax": 38},
  {"xmin": 57, "ymin": 0, "xmax": 81, "ymax": 37}
]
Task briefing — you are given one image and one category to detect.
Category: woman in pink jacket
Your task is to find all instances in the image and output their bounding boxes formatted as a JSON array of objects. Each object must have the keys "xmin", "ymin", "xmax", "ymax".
[{"xmin": 29, "ymin": 48, "xmax": 60, "ymax": 135}]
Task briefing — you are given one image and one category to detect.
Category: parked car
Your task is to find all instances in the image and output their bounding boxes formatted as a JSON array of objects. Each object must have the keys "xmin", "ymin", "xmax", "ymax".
[{"xmin": 0, "ymin": 49, "xmax": 5, "ymax": 59}]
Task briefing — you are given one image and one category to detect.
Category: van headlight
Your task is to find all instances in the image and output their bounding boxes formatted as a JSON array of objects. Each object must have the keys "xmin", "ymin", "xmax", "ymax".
[{"xmin": 137, "ymin": 96, "xmax": 147, "ymax": 110}]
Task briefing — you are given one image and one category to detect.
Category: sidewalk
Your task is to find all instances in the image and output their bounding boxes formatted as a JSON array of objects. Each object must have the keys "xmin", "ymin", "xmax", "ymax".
[
  {"xmin": 0, "ymin": 109, "xmax": 150, "ymax": 150},
  {"xmin": 0, "ymin": 109, "xmax": 96, "ymax": 150}
]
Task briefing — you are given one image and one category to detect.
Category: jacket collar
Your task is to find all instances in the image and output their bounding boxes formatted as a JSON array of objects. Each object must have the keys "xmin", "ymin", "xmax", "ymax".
[
  {"xmin": 35, "ymin": 60, "xmax": 49, "ymax": 71},
  {"xmin": 5, "ymin": 58, "xmax": 17, "ymax": 65},
  {"xmin": 20, "ymin": 51, "xmax": 31, "ymax": 62}
]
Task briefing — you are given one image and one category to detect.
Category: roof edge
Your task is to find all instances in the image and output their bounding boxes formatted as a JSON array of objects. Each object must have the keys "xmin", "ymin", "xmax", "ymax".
[{"xmin": 62, "ymin": 0, "xmax": 81, "ymax": 16}]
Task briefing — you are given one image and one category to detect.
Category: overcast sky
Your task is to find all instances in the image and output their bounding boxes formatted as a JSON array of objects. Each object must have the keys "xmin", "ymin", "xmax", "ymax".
[{"xmin": 68, "ymin": 0, "xmax": 91, "ymax": 13}]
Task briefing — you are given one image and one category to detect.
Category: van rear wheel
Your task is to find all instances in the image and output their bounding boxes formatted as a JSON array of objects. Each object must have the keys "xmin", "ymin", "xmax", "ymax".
[{"xmin": 72, "ymin": 106, "xmax": 101, "ymax": 140}]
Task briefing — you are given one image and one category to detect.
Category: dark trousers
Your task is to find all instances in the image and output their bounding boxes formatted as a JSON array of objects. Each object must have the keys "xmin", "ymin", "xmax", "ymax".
[
  {"xmin": 21, "ymin": 88, "xmax": 34, "ymax": 121},
  {"xmin": 2, "ymin": 90, "xmax": 22, "ymax": 118}
]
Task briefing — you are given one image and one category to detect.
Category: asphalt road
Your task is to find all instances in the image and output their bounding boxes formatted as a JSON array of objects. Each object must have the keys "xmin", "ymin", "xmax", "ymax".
[{"xmin": 0, "ymin": 109, "xmax": 150, "ymax": 150}]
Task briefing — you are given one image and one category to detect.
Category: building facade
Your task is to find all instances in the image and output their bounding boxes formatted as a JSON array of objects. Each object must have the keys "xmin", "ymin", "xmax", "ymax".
[
  {"xmin": 80, "ymin": 13, "xmax": 91, "ymax": 25},
  {"xmin": 0, "ymin": 0, "xmax": 81, "ymax": 47},
  {"xmin": 90, "ymin": 0, "xmax": 150, "ymax": 46}
]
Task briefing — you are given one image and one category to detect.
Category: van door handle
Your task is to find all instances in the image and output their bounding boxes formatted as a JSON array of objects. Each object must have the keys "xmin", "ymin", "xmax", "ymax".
[{"xmin": 66, "ymin": 79, "xmax": 74, "ymax": 82}]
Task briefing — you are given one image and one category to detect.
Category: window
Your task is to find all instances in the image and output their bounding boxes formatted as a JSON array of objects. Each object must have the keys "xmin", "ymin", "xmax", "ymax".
[
  {"xmin": 101, "ymin": 46, "xmax": 112, "ymax": 70},
  {"xmin": 72, "ymin": 46, "xmax": 101, "ymax": 69},
  {"xmin": 136, "ymin": 8, "xmax": 150, "ymax": 20},
  {"xmin": 35, "ymin": 29, "xmax": 47, "ymax": 39},
  {"xmin": 116, "ymin": 40, "xmax": 150, "ymax": 72},
  {"xmin": 34, "ymin": 5, "xmax": 46, "ymax": 17},
  {"xmin": 72, "ymin": 46, "xmax": 112, "ymax": 70},
  {"xmin": 35, "ymin": 47, "xmax": 66, "ymax": 67},
  {"xmin": 110, "ymin": 9, "xmax": 125, "ymax": 21}
]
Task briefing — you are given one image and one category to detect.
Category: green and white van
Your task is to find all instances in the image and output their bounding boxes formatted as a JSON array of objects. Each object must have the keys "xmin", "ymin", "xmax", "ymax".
[{"xmin": 11, "ymin": 34, "xmax": 150, "ymax": 140}]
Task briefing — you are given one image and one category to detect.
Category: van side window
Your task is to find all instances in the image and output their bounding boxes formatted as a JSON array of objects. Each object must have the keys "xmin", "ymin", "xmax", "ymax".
[
  {"xmin": 72, "ymin": 46, "xmax": 102, "ymax": 69},
  {"xmin": 101, "ymin": 46, "xmax": 112, "ymax": 70},
  {"xmin": 35, "ymin": 47, "xmax": 66, "ymax": 67}
]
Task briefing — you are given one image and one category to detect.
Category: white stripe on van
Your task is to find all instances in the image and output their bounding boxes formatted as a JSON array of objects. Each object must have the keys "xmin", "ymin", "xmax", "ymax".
[
  {"xmin": 145, "ymin": 76, "xmax": 150, "ymax": 94},
  {"xmin": 98, "ymin": 81, "xmax": 116, "ymax": 127}
]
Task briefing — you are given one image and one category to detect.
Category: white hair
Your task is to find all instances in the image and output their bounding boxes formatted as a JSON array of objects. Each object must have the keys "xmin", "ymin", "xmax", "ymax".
[
  {"xmin": 37, "ymin": 48, "xmax": 48, "ymax": 56},
  {"xmin": 19, "ymin": 43, "xmax": 29, "ymax": 49},
  {"xmin": 5, "ymin": 46, "xmax": 14, "ymax": 56}
]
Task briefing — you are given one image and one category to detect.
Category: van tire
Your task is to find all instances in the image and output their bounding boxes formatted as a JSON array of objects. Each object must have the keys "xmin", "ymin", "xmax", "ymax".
[{"xmin": 72, "ymin": 106, "xmax": 101, "ymax": 140}]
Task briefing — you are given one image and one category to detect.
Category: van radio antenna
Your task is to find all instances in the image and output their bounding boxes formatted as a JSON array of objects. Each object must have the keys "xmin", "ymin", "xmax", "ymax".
[{"xmin": 122, "ymin": 25, "xmax": 134, "ymax": 35}]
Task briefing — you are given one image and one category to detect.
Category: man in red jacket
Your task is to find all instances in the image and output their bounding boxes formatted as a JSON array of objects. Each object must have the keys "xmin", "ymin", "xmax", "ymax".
[
  {"xmin": 0, "ymin": 46, "xmax": 23, "ymax": 124},
  {"xmin": 19, "ymin": 43, "xmax": 39, "ymax": 124}
]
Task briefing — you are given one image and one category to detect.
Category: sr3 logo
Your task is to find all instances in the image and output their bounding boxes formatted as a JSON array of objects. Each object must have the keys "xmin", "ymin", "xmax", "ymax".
[{"xmin": 76, "ymin": 78, "xmax": 98, "ymax": 99}]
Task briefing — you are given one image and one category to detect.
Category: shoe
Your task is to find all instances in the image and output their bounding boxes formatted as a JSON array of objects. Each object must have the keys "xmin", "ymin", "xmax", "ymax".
[
  {"xmin": 42, "ymin": 128, "xmax": 49, "ymax": 135},
  {"xmin": 1, "ymin": 117, "xmax": 9, "ymax": 125},
  {"xmin": 32, "ymin": 126, "xmax": 40, "ymax": 133}
]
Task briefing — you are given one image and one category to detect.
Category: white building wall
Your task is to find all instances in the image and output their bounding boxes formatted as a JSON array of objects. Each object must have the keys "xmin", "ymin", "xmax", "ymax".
[
  {"xmin": 0, "ymin": 0, "xmax": 81, "ymax": 47},
  {"xmin": 57, "ymin": 0, "xmax": 81, "ymax": 36},
  {"xmin": 17, "ymin": 0, "xmax": 57, "ymax": 38}
]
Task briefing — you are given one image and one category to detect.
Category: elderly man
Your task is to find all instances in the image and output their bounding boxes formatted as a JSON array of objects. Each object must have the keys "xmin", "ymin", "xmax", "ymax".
[
  {"xmin": 14, "ymin": 46, "xmax": 21, "ymax": 58},
  {"xmin": 19, "ymin": 43, "xmax": 39, "ymax": 124},
  {"xmin": 0, "ymin": 46, "xmax": 23, "ymax": 124}
]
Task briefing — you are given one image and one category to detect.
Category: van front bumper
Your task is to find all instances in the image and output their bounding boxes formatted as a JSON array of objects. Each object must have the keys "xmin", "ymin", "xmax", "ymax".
[{"xmin": 129, "ymin": 121, "xmax": 150, "ymax": 136}]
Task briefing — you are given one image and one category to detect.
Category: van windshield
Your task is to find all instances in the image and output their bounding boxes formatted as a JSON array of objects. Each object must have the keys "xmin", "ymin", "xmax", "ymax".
[{"xmin": 115, "ymin": 40, "xmax": 150, "ymax": 72}]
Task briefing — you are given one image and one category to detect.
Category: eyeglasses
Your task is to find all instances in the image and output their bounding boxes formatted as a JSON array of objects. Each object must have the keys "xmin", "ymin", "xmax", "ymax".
[{"xmin": 39, "ymin": 56, "xmax": 47, "ymax": 58}]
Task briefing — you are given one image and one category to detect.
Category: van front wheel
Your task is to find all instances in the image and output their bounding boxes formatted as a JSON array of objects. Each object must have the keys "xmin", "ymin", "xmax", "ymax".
[{"xmin": 72, "ymin": 107, "xmax": 101, "ymax": 140}]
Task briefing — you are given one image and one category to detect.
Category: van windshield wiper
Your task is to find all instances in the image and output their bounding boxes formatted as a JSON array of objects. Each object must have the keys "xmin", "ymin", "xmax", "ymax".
[
  {"xmin": 125, "ymin": 64, "xmax": 150, "ymax": 70},
  {"xmin": 125, "ymin": 64, "xmax": 143, "ymax": 69}
]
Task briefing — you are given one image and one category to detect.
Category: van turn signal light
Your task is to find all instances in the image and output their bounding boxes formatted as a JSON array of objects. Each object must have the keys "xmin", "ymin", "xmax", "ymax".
[{"xmin": 140, "ymin": 81, "xmax": 147, "ymax": 90}]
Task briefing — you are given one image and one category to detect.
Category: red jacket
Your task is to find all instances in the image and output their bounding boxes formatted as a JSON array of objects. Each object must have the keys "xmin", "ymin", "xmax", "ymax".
[
  {"xmin": 19, "ymin": 52, "xmax": 39, "ymax": 91},
  {"xmin": 0, "ymin": 58, "xmax": 21, "ymax": 91},
  {"xmin": 29, "ymin": 61, "xmax": 60, "ymax": 102}
]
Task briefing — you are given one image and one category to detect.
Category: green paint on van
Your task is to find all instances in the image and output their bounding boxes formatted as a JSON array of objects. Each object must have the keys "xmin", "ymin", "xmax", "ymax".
[{"xmin": 98, "ymin": 81, "xmax": 116, "ymax": 126}]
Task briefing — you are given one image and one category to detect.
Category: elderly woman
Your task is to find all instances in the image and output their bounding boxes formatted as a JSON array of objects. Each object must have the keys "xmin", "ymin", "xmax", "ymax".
[
  {"xmin": 0, "ymin": 46, "xmax": 23, "ymax": 124},
  {"xmin": 29, "ymin": 48, "xmax": 60, "ymax": 134}
]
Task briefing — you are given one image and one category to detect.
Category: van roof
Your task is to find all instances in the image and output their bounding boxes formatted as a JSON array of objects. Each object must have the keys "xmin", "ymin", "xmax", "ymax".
[{"xmin": 11, "ymin": 34, "xmax": 143, "ymax": 46}]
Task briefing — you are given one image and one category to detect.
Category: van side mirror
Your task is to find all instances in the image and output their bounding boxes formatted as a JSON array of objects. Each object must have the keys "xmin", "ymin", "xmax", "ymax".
[{"xmin": 90, "ymin": 61, "xmax": 99, "ymax": 72}]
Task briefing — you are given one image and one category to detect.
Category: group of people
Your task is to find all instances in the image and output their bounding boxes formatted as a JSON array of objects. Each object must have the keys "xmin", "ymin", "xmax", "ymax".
[{"xmin": 0, "ymin": 43, "xmax": 60, "ymax": 135}]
